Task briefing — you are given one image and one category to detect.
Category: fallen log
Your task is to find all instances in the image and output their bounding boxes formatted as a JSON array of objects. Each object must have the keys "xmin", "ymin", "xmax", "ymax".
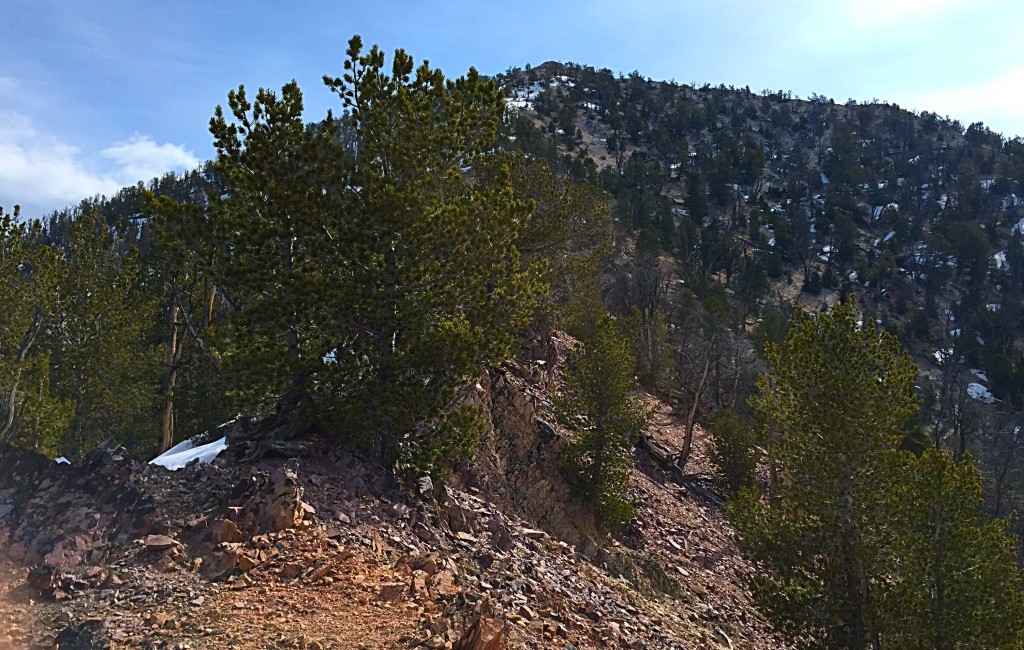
[{"xmin": 637, "ymin": 433, "xmax": 725, "ymax": 508}]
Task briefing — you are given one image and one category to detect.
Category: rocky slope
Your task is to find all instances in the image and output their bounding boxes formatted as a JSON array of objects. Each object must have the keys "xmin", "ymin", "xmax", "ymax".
[{"xmin": 0, "ymin": 333, "xmax": 778, "ymax": 650}]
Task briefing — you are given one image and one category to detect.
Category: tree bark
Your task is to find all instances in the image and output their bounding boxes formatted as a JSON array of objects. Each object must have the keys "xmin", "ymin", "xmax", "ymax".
[
  {"xmin": 158, "ymin": 289, "xmax": 185, "ymax": 454},
  {"xmin": 677, "ymin": 353, "xmax": 713, "ymax": 471}
]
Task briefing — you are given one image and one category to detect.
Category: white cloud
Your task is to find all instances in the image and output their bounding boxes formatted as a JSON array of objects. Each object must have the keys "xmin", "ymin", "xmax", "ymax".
[
  {"xmin": 0, "ymin": 110, "xmax": 120, "ymax": 216},
  {"xmin": 902, "ymin": 65, "xmax": 1024, "ymax": 137},
  {"xmin": 0, "ymin": 111, "xmax": 201, "ymax": 218},
  {"xmin": 101, "ymin": 136, "xmax": 199, "ymax": 186}
]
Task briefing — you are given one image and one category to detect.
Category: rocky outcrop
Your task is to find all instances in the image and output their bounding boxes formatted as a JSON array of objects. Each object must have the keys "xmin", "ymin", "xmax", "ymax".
[
  {"xmin": 454, "ymin": 332, "xmax": 603, "ymax": 557},
  {"xmin": 0, "ymin": 439, "xmax": 308, "ymax": 574},
  {"xmin": 0, "ymin": 442, "xmax": 159, "ymax": 567}
]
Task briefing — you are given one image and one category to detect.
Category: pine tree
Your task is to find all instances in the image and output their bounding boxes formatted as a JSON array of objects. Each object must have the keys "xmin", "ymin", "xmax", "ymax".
[
  {"xmin": 868, "ymin": 449, "xmax": 1024, "ymax": 649},
  {"xmin": 730, "ymin": 300, "xmax": 1024, "ymax": 648},
  {"xmin": 47, "ymin": 212, "xmax": 160, "ymax": 457},
  {"xmin": 707, "ymin": 408, "xmax": 759, "ymax": 497},
  {"xmin": 0, "ymin": 207, "xmax": 72, "ymax": 454},
  {"xmin": 154, "ymin": 36, "xmax": 547, "ymax": 474},
  {"xmin": 558, "ymin": 314, "xmax": 650, "ymax": 530},
  {"xmin": 729, "ymin": 300, "xmax": 919, "ymax": 649}
]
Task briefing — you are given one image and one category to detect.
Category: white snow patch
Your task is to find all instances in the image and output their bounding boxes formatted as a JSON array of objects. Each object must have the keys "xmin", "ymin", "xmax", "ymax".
[
  {"xmin": 1012, "ymin": 218, "xmax": 1024, "ymax": 236},
  {"xmin": 820, "ymin": 173, "xmax": 830, "ymax": 185},
  {"xmin": 987, "ymin": 303, "xmax": 1002, "ymax": 312},
  {"xmin": 848, "ymin": 271, "xmax": 858, "ymax": 282},
  {"xmin": 150, "ymin": 437, "xmax": 227, "ymax": 470},
  {"xmin": 55, "ymin": 457, "xmax": 70, "ymax": 464},
  {"xmin": 968, "ymin": 383, "xmax": 997, "ymax": 404},
  {"xmin": 768, "ymin": 237, "xmax": 776, "ymax": 247},
  {"xmin": 971, "ymin": 368, "xmax": 989, "ymax": 383},
  {"xmin": 993, "ymin": 251, "xmax": 1007, "ymax": 270}
]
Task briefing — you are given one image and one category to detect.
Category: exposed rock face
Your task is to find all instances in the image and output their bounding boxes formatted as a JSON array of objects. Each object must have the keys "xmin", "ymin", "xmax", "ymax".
[
  {"xmin": 0, "ymin": 442, "xmax": 159, "ymax": 567},
  {"xmin": 453, "ymin": 616, "xmax": 505, "ymax": 650},
  {"xmin": 454, "ymin": 332, "xmax": 603, "ymax": 557}
]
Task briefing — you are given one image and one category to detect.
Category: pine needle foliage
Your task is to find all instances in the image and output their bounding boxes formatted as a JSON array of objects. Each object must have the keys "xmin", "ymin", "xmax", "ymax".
[
  {"xmin": 0, "ymin": 207, "xmax": 72, "ymax": 454},
  {"xmin": 729, "ymin": 299, "xmax": 1024, "ymax": 649},
  {"xmin": 152, "ymin": 36, "xmax": 548, "ymax": 475},
  {"xmin": 558, "ymin": 315, "xmax": 650, "ymax": 531}
]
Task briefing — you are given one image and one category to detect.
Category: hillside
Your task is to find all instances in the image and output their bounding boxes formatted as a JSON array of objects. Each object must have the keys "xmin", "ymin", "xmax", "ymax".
[
  {"xmin": 6, "ymin": 47, "xmax": 1024, "ymax": 649},
  {"xmin": 0, "ymin": 333, "xmax": 776, "ymax": 649},
  {"xmin": 496, "ymin": 61, "xmax": 1024, "ymax": 523}
]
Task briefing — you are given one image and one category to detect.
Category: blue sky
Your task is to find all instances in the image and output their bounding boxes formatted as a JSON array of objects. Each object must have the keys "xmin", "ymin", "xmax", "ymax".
[{"xmin": 2, "ymin": 0, "xmax": 1023, "ymax": 217}]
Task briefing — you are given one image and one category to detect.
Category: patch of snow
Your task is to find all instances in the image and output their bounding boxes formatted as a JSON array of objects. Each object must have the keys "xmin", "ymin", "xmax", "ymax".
[
  {"xmin": 993, "ymin": 251, "xmax": 1007, "ymax": 270},
  {"xmin": 55, "ymin": 457, "xmax": 70, "ymax": 465},
  {"xmin": 967, "ymin": 382, "xmax": 997, "ymax": 404},
  {"xmin": 934, "ymin": 348, "xmax": 953, "ymax": 364},
  {"xmin": 987, "ymin": 303, "xmax": 1002, "ymax": 312},
  {"xmin": 848, "ymin": 271, "xmax": 858, "ymax": 282},
  {"xmin": 150, "ymin": 436, "xmax": 228, "ymax": 471},
  {"xmin": 883, "ymin": 230, "xmax": 895, "ymax": 243},
  {"xmin": 981, "ymin": 179, "xmax": 995, "ymax": 189},
  {"xmin": 1012, "ymin": 218, "xmax": 1024, "ymax": 236},
  {"xmin": 820, "ymin": 173, "xmax": 830, "ymax": 185},
  {"xmin": 768, "ymin": 237, "xmax": 776, "ymax": 247},
  {"xmin": 504, "ymin": 98, "xmax": 533, "ymax": 111}
]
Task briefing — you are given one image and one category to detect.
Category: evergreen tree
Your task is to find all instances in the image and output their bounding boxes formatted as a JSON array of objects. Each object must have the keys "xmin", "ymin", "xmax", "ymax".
[
  {"xmin": 730, "ymin": 300, "xmax": 919, "ymax": 648},
  {"xmin": 731, "ymin": 300, "xmax": 1024, "ymax": 648},
  {"xmin": 0, "ymin": 207, "xmax": 72, "ymax": 454},
  {"xmin": 869, "ymin": 449, "xmax": 1024, "ymax": 649},
  {"xmin": 154, "ymin": 36, "xmax": 547, "ymax": 474},
  {"xmin": 47, "ymin": 212, "xmax": 160, "ymax": 457},
  {"xmin": 558, "ymin": 314, "xmax": 650, "ymax": 530},
  {"xmin": 707, "ymin": 408, "xmax": 759, "ymax": 497}
]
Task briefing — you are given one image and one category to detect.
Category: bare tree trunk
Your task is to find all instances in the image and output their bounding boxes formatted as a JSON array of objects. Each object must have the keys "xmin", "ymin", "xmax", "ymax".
[
  {"xmin": 994, "ymin": 425, "xmax": 1020, "ymax": 516},
  {"xmin": 677, "ymin": 354, "xmax": 713, "ymax": 471},
  {"xmin": 0, "ymin": 308, "xmax": 43, "ymax": 442},
  {"xmin": 159, "ymin": 288, "xmax": 186, "ymax": 453}
]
